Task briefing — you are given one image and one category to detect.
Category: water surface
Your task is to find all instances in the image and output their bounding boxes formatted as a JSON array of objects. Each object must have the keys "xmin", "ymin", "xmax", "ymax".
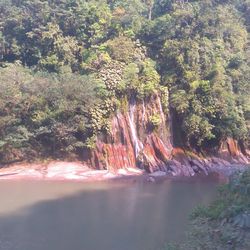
[{"xmin": 0, "ymin": 175, "xmax": 222, "ymax": 250}]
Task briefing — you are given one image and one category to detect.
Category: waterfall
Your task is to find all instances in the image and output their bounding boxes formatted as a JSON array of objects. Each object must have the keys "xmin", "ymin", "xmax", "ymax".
[
  {"xmin": 128, "ymin": 100, "xmax": 143, "ymax": 157},
  {"xmin": 142, "ymin": 99, "xmax": 146, "ymax": 125},
  {"xmin": 169, "ymin": 109, "xmax": 174, "ymax": 145},
  {"xmin": 157, "ymin": 96, "xmax": 165, "ymax": 125},
  {"xmin": 156, "ymin": 94, "xmax": 173, "ymax": 149}
]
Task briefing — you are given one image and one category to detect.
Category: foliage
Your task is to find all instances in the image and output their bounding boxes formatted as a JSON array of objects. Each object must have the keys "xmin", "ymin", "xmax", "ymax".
[
  {"xmin": 118, "ymin": 58, "xmax": 160, "ymax": 98},
  {"xmin": 148, "ymin": 114, "xmax": 161, "ymax": 130},
  {"xmin": 141, "ymin": 0, "xmax": 250, "ymax": 148},
  {"xmin": 163, "ymin": 170, "xmax": 250, "ymax": 250},
  {"xmin": 106, "ymin": 36, "xmax": 136, "ymax": 63},
  {"xmin": 186, "ymin": 170, "xmax": 250, "ymax": 250},
  {"xmin": 0, "ymin": 63, "xmax": 103, "ymax": 162},
  {"xmin": 0, "ymin": 0, "xmax": 249, "ymax": 161}
]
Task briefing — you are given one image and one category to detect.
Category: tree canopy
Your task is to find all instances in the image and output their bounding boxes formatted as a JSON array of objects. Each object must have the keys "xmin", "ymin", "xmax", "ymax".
[{"xmin": 0, "ymin": 0, "xmax": 249, "ymax": 162}]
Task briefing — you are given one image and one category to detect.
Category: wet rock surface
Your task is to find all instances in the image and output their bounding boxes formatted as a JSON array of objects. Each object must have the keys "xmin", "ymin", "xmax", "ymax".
[{"xmin": 84, "ymin": 95, "xmax": 249, "ymax": 177}]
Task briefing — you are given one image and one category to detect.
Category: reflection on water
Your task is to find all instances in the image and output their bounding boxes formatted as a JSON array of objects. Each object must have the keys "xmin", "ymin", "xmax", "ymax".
[{"xmin": 0, "ymin": 175, "xmax": 221, "ymax": 250}]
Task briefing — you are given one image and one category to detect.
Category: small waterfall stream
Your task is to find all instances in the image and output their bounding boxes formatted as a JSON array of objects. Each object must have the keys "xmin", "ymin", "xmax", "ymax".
[
  {"xmin": 128, "ymin": 100, "xmax": 143, "ymax": 157},
  {"xmin": 169, "ymin": 109, "xmax": 174, "ymax": 145},
  {"xmin": 142, "ymin": 99, "xmax": 146, "ymax": 125},
  {"xmin": 157, "ymin": 96, "xmax": 165, "ymax": 125}
]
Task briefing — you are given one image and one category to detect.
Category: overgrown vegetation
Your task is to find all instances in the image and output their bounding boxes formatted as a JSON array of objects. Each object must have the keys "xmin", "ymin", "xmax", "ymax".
[
  {"xmin": 189, "ymin": 171, "xmax": 250, "ymax": 249},
  {"xmin": 0, "ymin": 0, "xmax": 249, "ymax": 163},
  {"xmin": 164, "ymin": 170, "xmax": 250, "ymax": 250},
  {"xmin": 141, "ymin": 0, "xmax": 250, "ymax": 148},
  {"xmin": 0, "ymin": 63, "xmax": 104, "ymax": 161}
]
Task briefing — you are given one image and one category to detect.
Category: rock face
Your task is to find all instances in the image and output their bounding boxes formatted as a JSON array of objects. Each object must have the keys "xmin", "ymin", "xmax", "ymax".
[
  {"xmin": 85, "ymin": 94, "xmax": 249, "ymax": 176},
  {"xmin": 88, "ymin": 94, "xmax": 172, "ymax": 173}
]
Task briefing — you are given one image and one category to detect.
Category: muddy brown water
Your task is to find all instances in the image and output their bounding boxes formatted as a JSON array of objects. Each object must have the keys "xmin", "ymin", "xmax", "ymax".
[{"xmin": 0, "ymin": 174, "xmax": 223, "ymax": 250}]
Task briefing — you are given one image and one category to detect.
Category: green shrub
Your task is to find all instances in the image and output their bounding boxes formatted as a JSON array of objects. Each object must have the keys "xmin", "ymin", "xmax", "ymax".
[{"xmin": 149, "ymin": 114, "xmax": 161, "ymax": 129}]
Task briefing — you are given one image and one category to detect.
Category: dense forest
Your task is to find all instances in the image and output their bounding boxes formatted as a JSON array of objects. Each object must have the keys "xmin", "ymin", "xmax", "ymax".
[{"xmin": 0, "ymin": 0, "xmax": 249, "ymax": 163}]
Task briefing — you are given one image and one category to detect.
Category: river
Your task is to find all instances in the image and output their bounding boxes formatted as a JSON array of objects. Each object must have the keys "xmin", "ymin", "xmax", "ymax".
[{"xmin": 0, "ymin": 174, "xmax": 222, "ymax": 250}]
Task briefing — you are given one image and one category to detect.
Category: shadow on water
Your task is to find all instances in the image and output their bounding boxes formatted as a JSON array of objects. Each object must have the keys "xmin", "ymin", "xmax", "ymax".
[{"xmin": 0, "ymin": 175, "xmax": 222, "ymax": 250}]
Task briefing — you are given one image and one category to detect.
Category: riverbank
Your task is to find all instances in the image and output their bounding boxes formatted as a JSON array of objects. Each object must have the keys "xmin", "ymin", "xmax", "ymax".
[
  {"xmin": 0, "ymin": 161, "xmax": 145, "ymax": 182},
  {"xmin": 0, "ymin": 160, "xmax": 248, "ymax": 182},
  {"xmin": 166, "ymin": 169, "xmax": 250, "ymax": 250}
]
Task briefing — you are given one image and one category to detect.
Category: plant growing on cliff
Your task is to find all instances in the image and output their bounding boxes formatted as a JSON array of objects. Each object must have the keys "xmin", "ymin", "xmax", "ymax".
[
  {"xmin": 138, "ymin": 59, "xmax": 160, "ymax": 98},
  {"xmin": 148, "ymin": 114, "xmax": 161, "ymax": 130}
]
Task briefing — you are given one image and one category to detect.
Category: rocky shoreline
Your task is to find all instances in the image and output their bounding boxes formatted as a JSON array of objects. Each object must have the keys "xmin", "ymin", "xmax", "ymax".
[
  {"xmin": 0, "ymin": 159, "xmax": 248, "ymax": 182},
  {"xmin": 0, "ymin": 161, "xmax": 144, "ymax": 181}
]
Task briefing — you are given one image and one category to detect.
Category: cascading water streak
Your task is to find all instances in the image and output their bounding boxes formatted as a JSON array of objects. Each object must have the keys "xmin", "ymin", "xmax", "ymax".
[
  {"xmin": 128, "ymin": 100, "xmax": 143, "ymax": 157},
  {"xmin": 142, "ymin": 99, "xmax": 146, "ymax": 125},
  {"xmin": 157, "ymin": 96, "xmax": 165, "ymax": 125}
]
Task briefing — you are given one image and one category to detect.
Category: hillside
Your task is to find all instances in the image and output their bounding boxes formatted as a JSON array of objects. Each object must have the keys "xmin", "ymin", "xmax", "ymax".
[{"xmin": 0, "ymin": 0, "xmax": 249, "ymax": 174}]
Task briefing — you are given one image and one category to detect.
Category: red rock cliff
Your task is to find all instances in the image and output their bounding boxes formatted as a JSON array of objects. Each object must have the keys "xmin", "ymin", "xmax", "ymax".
[
  {"xmin": 88, "ymin": 94, "xmax": 172, "ymax": 172},
  {"xmin": 85, "ymin": 94, "xmax": 249, "ymax": 176}
]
